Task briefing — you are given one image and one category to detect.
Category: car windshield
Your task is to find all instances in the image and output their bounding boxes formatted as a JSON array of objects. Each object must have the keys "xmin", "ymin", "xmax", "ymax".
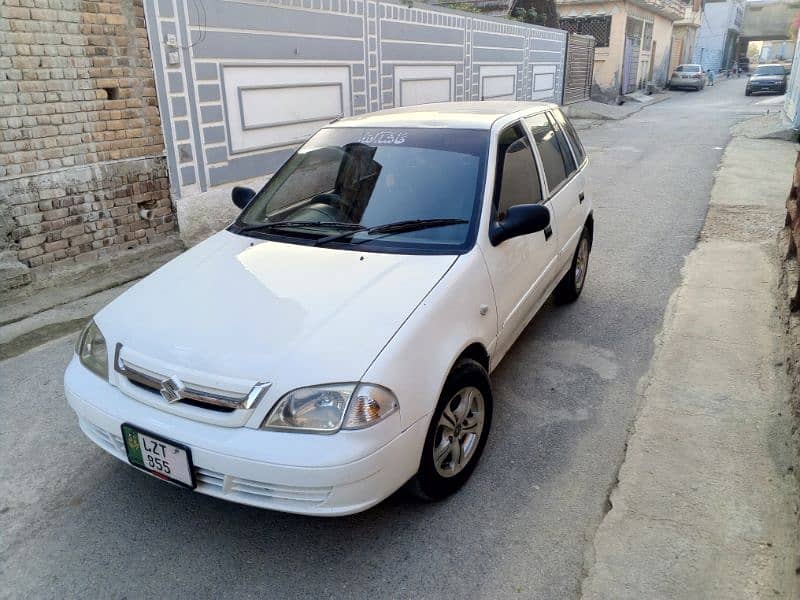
[
  {"xmin": 677, "ymin": 65, "xmax": 700, "ymax": 72},
  {"xmin": 236, "ymin": 127, "xmax": 489, "ymax": 253},
  {"xmin": 755, "ymin": 66, "xmax": 785, "ymax": 76}
]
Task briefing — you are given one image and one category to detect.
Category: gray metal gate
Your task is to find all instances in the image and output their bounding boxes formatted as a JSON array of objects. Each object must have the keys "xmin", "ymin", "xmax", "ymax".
[
  {"xmin": 563, "ymin": 33, "xmax": 595, "ymax": 104},
  {"xmin": 623, "ymin": 17, "xmax": 642, "ymax": 94}
]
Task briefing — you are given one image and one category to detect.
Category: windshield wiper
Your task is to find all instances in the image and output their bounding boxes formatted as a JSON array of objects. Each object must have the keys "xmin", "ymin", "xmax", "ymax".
[
  {"xmin": 236, "ymin": 220, "xmax": 364, "ymax": 234},
  {"xmin": 313, "ymin": 218, "xmax": 468, "ymax": 246}
]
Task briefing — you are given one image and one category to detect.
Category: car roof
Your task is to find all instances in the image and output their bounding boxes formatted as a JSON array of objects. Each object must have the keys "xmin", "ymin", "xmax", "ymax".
[
  {"xmin": 756, "ymin": 63, "xmax": 784, "ymax": 68},
  {"xmin": 678, "ymin": 64, "xmax": 701, "ymax": 68},
  {"xmin": 328, "ymin": 101, "xmax": 557, "ymax": 130}
]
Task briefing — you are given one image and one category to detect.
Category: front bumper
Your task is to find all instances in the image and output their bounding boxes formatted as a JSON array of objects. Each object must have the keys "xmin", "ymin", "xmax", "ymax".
[
  {"xmin": 64, "ymin": 358, "xmax": 428, "ymax": 516},
  {"xmin": 747, "ymin": 82, "xmax": 783, "ymax": 93}
]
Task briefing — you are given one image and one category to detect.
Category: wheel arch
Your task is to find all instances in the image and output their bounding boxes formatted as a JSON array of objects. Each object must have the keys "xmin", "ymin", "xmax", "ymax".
[
  {"xmin": 585, "ymin": 212, "xmax": 594, "ymax": 250},
  {"xmin": 454, "ymin": 342, "xmax": 491, "ymax": 374}
]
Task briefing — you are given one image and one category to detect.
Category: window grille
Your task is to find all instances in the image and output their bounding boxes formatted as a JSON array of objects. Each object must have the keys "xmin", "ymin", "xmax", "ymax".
[{"xmin": 558, "ymin": 16, "xmax": 611, "ymax": 48}]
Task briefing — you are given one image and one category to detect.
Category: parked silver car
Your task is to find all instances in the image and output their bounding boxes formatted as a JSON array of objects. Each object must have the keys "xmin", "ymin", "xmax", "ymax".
[{"xmin": 668, "ymin": 64, "xmax": 706, "ymax": 91}]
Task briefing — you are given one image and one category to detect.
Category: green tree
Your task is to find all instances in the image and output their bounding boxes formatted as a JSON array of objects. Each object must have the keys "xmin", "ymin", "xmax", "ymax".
[{"xmin": 512, "ymin": 0, "xmax": 559, "ymax": 27}]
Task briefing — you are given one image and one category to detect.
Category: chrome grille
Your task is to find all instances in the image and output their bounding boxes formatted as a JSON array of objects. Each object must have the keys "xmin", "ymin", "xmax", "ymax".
[
  {"xmin": 113, "ymin": 343, "xmax": 270, "ymax": 412},
  {"xmin": 195, "ymin": 467, "xmax": 332, "ymax": 506}
]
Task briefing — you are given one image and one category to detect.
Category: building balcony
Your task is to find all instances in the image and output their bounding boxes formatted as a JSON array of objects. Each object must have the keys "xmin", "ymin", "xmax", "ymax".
[
  {"xmin": 673, "ymin": 5, "xmax": 703, "ymax": 27},
  {"xmin": 556, "ymin": 0, "xmax": 686, "ymax": 21},
  {"xmin": 630, "ymin": 0, "xmax": 687, "ymax": 21}
]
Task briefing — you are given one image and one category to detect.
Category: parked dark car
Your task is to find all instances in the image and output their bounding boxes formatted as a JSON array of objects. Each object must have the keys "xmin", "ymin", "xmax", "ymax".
[{"xmin": 746, "ymin": 64, "xmax": 788, "ymax": 96}]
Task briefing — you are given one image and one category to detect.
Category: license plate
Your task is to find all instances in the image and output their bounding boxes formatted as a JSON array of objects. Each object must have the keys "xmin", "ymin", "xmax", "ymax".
[{"xmin": 121, "ymin": 424, "xmax": 195, "ymax": 488}]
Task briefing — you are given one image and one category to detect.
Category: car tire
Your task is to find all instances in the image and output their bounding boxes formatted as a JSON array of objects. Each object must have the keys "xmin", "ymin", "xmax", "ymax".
[
  {"xmin": 554, "ymin": 228, "xmax": 591, "ymax": 304},
  {"xmin": 411, "ymin": 358, "xmax": 493, "ymax": 501},
  {"xmin": 745, "ymin": 88, "xmax": 751, "ymax": 96}
]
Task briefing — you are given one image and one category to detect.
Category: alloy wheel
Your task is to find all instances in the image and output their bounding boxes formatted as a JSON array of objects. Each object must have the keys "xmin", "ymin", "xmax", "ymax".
[
  {"xmin": 575, "ymin": 237, "xmax": 590, "ymax": 291},
  {"xmin": 433, "ymin": 386, "xmax": 485, "ymax": 478}
]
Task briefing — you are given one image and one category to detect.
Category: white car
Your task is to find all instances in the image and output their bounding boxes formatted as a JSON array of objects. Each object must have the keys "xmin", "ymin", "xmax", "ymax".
[{"xmin": 65, "ymin": 101, "xmax": 593, "ymax": 516}]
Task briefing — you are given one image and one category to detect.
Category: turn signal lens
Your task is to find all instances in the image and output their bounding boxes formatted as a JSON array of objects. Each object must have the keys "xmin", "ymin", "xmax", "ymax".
[{"xmin": 342, "ymin": 384, "xmax": 399, "ymax": 430}]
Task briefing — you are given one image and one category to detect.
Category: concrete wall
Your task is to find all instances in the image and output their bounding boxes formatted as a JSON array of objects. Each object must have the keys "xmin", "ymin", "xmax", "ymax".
[
  {"xmin": 758, "ymin": 40, "xmax": 796, "ymax": 61},
  {"xmin": 145, "ymin": 0, "xmax": 569, "ymax": 244},
  {"xmin": 0, "ymin": 0, "xmax": 176, "ymax": 293},
  {"xmin": 741, "ymin": 0, "xmax": 797, "ymax": 41},
  {"xmin": 557, "ymin": 0, "xmax": 675, "ymax": 102},
  {"xmin": 559, "ymin": 0, "xmax": 625, "ymax": 100},
  {"xmin": 783, "ymin": 27, "xmax": 800, "ymax": 126}
]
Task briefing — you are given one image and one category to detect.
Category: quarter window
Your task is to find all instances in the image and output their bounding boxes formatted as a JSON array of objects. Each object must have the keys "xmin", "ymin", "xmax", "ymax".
[
  {"xmin": 525, "ymin": 112, "xmax": 571, "ymax": 193},
  {"xmin": 493, "ymin": 123, "xmax": 542, "ymax": 217},
  {"xmin": 551, "ymin": 109, "xmax": 586, "ymax": 166}
]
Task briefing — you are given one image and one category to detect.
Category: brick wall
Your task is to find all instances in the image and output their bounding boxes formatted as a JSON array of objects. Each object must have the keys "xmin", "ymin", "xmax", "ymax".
[{"xmin": 0, "ymin": 0, "xmax": 176, "ymax": 289}]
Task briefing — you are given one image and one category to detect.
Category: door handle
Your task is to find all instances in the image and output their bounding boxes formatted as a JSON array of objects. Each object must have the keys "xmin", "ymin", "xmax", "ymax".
[
  {"xmin": 578, "ymin": 192, "xmax": 585, "ymax": 204},
  {"xmin": 544, "ymin": 225, "xmax": 553, "ymax": 240}
]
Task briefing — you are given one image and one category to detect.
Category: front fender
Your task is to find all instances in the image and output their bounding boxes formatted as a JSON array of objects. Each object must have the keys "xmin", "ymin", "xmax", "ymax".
[{"xmin": 361, "ymin": 250, "xmax": 498, "ymax": 432}]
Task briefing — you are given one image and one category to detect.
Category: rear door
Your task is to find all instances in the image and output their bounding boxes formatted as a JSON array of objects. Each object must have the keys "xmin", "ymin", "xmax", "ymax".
[{"xmin": 523, "ymin": 110, "xmax": 585, "ymax": 266}]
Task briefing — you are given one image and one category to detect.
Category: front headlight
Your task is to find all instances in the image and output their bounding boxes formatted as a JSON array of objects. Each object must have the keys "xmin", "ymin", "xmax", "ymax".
[
  {"xmin": 262, "ymin": 383, "xmax": 398, "ymax": 433},
  {"xmin": 76, "ymin": 319, "xmax": 108, "ymax": 380}
]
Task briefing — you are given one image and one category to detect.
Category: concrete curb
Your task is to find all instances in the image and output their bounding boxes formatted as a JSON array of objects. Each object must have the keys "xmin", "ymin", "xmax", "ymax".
[
  {"xmin": 563, "ymin": 93, "xmax": 671, "ymax": 121},
  {"xmin": 0, "ymin": 240, "xmax": 184, "ymax": 361},
  {"xmin": 580, "ymin": 121, "xmax": 800, "ymax": 598}
]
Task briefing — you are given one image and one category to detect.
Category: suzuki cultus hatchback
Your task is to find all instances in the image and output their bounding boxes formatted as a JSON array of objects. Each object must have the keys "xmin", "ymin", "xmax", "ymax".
[{"xmin": 66, "ymin": 102, "xmax": 594, "ymax": 515}]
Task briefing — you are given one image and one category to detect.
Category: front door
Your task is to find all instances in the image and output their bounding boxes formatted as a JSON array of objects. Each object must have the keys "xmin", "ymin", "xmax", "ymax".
[{"xmin": 480, "ymin": 122, "xmax": 559, "ymax": 360}]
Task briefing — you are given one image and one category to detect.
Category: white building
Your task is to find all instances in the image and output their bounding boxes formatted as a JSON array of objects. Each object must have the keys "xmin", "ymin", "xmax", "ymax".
[{"xmin": 693, "ymin": 0, "xmax": 745, "ymax": 72}]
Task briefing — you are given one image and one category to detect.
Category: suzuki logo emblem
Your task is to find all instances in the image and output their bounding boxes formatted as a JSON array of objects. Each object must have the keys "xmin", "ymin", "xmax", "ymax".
[{"xmin": 160, "ymin": 376, "xmax": 186, "ymax": 403}]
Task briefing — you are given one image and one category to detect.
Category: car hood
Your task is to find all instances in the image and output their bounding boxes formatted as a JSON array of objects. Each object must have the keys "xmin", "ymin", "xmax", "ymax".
[{"xmin": 96, "ymin": 231, "xmax": 457, "ymax": 389}]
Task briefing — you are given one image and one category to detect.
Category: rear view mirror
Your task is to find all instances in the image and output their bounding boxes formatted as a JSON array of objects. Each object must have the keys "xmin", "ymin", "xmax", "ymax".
[
  {"xmin": 489, "ymin": 204, "xmax": 550, "ymax": 246},
  {"xmin": 232, "ymin": 186, "xmax": 256, "ymax": 209}
]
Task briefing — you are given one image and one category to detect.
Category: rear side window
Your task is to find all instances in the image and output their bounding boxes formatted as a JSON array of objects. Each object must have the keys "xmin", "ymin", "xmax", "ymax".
[
  {"xmin": 546, "ymin": 112, "xmax": 576, "ymax": 176},
  {"xmin": 551, "ymin": 109, "xmax": 586, "ymax": 166},
  {"xmin": 525, "ymin": 112, "xmax": 571, "ymax": 193},
  {"xmin": 493, "ymin": 123, "xmax": 542, "ymax": 216}
]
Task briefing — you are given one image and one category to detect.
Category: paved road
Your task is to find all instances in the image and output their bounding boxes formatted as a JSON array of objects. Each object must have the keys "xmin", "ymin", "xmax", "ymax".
[{"xmin": 0, "ymin": 79, "xmax": 776, "ymax": 599}]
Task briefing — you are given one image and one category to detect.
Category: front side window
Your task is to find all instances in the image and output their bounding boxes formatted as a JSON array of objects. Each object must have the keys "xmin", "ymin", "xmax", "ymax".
[
  {"xmin": 525, "ymin": 112, "xmax": 570, "ymax": 193},
  {"xmin": 551, "ymin": 109, "xmax": 586, "ymax": 166},
  {"xmin": 236, "ymin": 127, "xmax": 489, "ymax": 253},
  {"xmin": 492, "ymin": 123, "xmax": 542, "ymax": 218}
]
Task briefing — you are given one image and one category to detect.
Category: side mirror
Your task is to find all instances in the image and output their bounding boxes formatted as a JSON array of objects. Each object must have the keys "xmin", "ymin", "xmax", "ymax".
[
  {"xmin": 489, "ymin": 204, "xmax": 550, "ymax": 246},
  {"xmin": 232, "ymin": 186, "xmax": 256, "ymax": 209}
]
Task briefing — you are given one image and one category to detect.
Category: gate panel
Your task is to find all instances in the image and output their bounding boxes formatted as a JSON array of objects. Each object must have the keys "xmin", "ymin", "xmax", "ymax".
[
  {"xmin": 563, "ymin": 34, "xmax": 595, "ymax": 104},
  {"xmin": 624, "ymin": 36, "xmax": 641, "ymax": 93}
]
